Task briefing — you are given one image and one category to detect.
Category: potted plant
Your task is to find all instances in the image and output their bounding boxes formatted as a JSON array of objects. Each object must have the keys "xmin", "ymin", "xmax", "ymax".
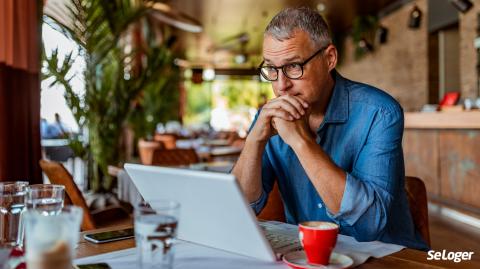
[{"xmin": 43, "ymin": 0, "xmax": 179, "ymax": 192}]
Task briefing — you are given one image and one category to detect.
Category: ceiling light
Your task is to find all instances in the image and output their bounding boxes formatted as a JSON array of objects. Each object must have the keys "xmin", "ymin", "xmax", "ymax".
[
  {"xmin": 377, "ymin": 26, "xmax": 388, "ymax": 44},
  {"xmin": 202, "ymin": 68, "xmax": 215, "ymax": 81},
  {"xmin": 408, "ymin": 5, "xmax": 422, "ymax": 29},
  {"xmin": 316, "ymin": 3, "xmax": 326, "ymax": 13},
  {"xmin": 234, "ymin": 54, "xmax": 247, "ymax": 64}
]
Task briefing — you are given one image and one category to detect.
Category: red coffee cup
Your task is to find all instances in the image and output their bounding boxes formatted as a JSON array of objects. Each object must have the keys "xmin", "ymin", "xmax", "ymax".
[{"xmin": 299, "ymin": 221, "xmax": 339, "ymax": 265}]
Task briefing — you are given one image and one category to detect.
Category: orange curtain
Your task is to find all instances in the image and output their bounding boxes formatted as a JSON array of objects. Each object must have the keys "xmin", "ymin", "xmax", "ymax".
[
  {"xmin": 0, "ymin": 0, "xmax": 42, "ymax": 183},
  {"xmin": 0, "ymin": 0, "xmax": 40, "ymax": 73}
]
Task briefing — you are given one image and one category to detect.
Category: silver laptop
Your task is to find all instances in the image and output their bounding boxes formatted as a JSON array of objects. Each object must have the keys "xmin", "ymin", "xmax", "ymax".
[{"xmin": 124, "ymin": 163, "xmax": 300, "ymax": 262}]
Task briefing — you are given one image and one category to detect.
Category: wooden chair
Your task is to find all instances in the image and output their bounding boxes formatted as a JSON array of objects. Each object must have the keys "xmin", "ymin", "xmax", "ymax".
[
  {"xmin": 405, "ymin": 176, "xmax": 431, "ymax": 247},
  {"xmin": 151, "ymin": 148, "xmax": 199, "ymax": 166},
  {"xmin": 39, "ymin": 159, "xmax": 131, "ymax": 231},
  {"xmin": 153, "ymin": 134, "xmax": 177, "ymax": 149},
  {"xmin": 256, "ymin": 176, "xmax": 431, "ymax": 247},
  {"xmin": 257, "ymin": 182, "xmax": 286, "ymax": 222},
  {"xmin": 138, "ymin": 138, "xmax": 164, "ymax": 165}
]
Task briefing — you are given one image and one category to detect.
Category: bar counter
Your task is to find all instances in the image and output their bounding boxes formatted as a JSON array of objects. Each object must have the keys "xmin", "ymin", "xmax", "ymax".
[{"xmin": 403, "ymin": 111, "xmax": 480, "ymax": 215}]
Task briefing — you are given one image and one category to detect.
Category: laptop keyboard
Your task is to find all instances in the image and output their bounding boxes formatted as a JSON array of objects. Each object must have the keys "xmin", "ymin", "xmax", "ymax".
[{"xmin": 258, "ymin": 221, "xmax": 302, "ymax": 253}]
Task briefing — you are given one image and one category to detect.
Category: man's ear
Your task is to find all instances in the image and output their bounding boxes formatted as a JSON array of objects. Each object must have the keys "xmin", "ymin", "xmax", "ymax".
[{"xmin": 324, "ymin": 45, "xmax": 338, "ymax": 72}]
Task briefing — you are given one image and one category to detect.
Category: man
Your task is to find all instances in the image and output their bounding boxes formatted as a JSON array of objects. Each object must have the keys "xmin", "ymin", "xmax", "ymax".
[{"xmin": 232, "ymin": 7, "xmax": 428, "ymax": 250}]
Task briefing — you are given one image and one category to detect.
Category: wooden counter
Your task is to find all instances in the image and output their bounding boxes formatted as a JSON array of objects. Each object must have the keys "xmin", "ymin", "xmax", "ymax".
[
  {"xmin": 403, "ymin": 111, "xmax": 480, "ymax": 214},
  {"xmin": 404, "ymin": 111, "xmax": 480, "ymax": 129}
]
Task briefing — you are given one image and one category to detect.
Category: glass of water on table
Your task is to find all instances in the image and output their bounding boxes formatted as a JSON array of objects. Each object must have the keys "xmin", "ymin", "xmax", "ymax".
[
  {"xmin": 135, "ymin": 200, "xmax": 180, "ymax": 269},
  {"xmin": 26, "ymin": 184, "xmax": 65, "ymax": 215},
  {"xmin": 24, "ymin": 205, "xmax": 83, "ymax": 269},
  {"xmin": 0, "ymin": 181, "xmax": 28, "ymax": 248}
]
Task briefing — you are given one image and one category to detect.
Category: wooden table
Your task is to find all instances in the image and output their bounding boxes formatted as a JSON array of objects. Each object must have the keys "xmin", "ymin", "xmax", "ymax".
[{"xmin": 76, "ymin": 226, "xmax": 479, "ymax": 269}]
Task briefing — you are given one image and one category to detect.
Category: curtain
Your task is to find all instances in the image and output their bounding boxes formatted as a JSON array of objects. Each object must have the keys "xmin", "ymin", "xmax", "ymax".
[{"xmin": 0, "ymin": 0, "xmax": 42, "ymax": 183}]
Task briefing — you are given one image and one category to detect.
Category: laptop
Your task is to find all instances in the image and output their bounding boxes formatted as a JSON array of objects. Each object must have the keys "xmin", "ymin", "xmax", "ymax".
[{"xmin": 124, "ymin": 163, "xmax": 301, "ymax": 262}]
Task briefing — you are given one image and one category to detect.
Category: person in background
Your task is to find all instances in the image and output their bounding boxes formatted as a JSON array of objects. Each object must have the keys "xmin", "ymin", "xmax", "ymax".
[
  {"xmin": 41, "ymin": 114, "xmax": 71, "ymax": 139},
  {"xmin": 40, "ymin": 118, "xmax": 52, "ymax": 139},
  {"xmin": 232, "ymin": 7, "xmax": 429, "ymax": 250}
]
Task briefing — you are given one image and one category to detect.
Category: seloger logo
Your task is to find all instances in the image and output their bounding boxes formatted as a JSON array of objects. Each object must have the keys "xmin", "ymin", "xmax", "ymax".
[{"xmin": 427, "ymin": 250, "xmax": 474, "ymax": 263}]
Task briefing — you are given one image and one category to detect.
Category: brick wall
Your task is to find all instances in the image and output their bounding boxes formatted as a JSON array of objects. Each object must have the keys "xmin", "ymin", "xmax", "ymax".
[
  {"xmin": 338, "ymin": 0, "xmax": 480, "ymax": 111},
  {"xmin": 338, "ymin": 0, "xmax": 429, "ymax": 112},
  {"xmin": 459, "ymin": 0, "xmax": 480, "ymax": 99}
]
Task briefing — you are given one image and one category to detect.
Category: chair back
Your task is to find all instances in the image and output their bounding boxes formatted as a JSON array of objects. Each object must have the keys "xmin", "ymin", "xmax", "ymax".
[
  {"xmin": 153, "ymin": 134, "xmax": 177, "ymax": 149},
  {"xmin": 405, "ymin": 176, "xmax": 431, "ymax": 246},
  {"xmin": 151, "ymin": 148, "xmax": 199, "ymax": 166},
  {"xmin": 138, "ymin": 138, "xmax": 164, "ymax": 165},
  {"xmin": 39, "ymin": 159, "xmax": 96, "ymax": 231},
  {"xmin": 257, "ymin": 182, "xmax": 285, "ymax": 222}
]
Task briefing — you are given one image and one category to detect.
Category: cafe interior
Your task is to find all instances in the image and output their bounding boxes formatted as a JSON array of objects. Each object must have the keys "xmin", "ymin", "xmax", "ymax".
[{"xmin": 1, "ymin": 0, "xmax": 480, "ymax": 268}]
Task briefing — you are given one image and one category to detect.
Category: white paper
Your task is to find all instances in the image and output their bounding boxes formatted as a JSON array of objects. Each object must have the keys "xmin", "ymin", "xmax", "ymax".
[
  {"xmin": 266, "ymin": 221, "xmax": 405, "ymax": 267},
  {"xmin": 75, "ymin": 241, "xmax": 287, "ymax": 269}
]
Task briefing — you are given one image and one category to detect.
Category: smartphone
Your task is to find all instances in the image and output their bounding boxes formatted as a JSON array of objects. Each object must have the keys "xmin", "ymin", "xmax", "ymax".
[
  {"xmin": 83, "ymin": 228, "xmax": 134, "ymax": 244},
  {"xmin": 74, "ymin": 263, "xmax": 111, "ymax": 269}
]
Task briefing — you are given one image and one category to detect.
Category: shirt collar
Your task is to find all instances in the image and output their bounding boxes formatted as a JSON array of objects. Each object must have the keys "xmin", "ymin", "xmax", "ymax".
[{"xmin": 323, "ymin": 69, "xmax": 349, "ymax": 124}]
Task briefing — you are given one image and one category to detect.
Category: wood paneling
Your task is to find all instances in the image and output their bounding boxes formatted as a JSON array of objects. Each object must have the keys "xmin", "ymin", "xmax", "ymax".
[
  {"xmin": 405, "ymin": 127, "xmax": 480, "ymax": 211},
  {"xmin": 439, "ymin": 130, "xmax": 480, "ymax": 208},
  {"xmin": 403, "ymin": 130, "xmax": 440, "ymax": 196}
]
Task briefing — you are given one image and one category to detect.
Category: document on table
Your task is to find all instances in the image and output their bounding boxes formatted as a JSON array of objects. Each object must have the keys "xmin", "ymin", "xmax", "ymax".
[
  {"xmin": 265, "ymin": 221, "xmax": 406, "ymax": 267},
  {"xmin": 75, "ymin": 241, "xmax": 288, "ymax": 269}
]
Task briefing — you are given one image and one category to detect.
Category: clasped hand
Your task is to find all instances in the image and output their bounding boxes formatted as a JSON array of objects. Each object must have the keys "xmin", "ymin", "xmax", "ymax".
[{"xmin": 250, "ymin": 95, "xmax": 314, "ymax": 147}]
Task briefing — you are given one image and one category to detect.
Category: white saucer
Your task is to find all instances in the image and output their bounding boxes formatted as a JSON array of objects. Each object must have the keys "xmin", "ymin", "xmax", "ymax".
[{"xmin": 283, "ymin": 250, "xmax": 353, "ymax": 269}]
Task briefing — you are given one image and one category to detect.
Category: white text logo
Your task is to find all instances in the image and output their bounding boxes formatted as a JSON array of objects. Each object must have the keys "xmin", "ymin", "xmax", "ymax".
[{"xmin": 427, "ymin": 250, "xmax": 474, "ymax": 263}]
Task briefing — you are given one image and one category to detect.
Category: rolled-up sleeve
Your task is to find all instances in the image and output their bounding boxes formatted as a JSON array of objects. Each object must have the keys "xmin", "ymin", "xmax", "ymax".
[
  {"xmin": 326, "ymin": 105, "xmax": 404, "ymax": 241},
  {"xmin": 249, "ymin": 144, "xmax": 276, "ymax": 214},
  {"xmin": 249, "ymin": 189, "xmax": 268, "ymax": 214}
]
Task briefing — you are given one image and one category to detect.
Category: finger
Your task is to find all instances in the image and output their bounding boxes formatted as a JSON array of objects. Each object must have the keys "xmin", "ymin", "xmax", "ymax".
[
  {"xmin": 265, "ymin": 99, "xmax": 302, "ymax": 119},
  {"xmin": 271, "ymin": 95, "xmax": 307, "ymax": 117},
  {"xmin": 262, "ymin": 107, "xmax": 294, "ymax": 121},
  {"xmin": 289, "ymin": 95, "xmax": 309, "ymax": 109}
]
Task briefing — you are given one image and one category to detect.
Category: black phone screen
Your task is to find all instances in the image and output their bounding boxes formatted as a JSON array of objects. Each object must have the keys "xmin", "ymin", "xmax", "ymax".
[
  {"xmin": 76, "ymin": 263, "xmax": 111, "ymax": 269},
  {"xmin": 84, "ymin": 228, "xmax": 134, "ymax": 242}
]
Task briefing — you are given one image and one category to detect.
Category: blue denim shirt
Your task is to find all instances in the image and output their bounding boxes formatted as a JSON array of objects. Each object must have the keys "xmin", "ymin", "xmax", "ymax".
[{"xmin": 250, "ymin": 70, "xmax": 429, "ymax": 251}]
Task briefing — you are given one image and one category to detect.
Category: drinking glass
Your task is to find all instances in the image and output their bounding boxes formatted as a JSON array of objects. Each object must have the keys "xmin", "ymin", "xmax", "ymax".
[
  {"xmin": 26, "ymin": 184, "xmax": 65, "ymax": 215},
  {"xmin": 135, "ymin": 200, "xmax": 180, "ymax": 269},
  {"xmin": 24, "ymin": 205, "xmax": 83, "ymax": 269},
  {"xmin": 0, "ymin": 181, "xmax": 28, "ymax": 248}
]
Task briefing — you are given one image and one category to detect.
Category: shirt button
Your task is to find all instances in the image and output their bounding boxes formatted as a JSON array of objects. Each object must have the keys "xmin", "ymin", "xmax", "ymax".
[{"xmin": 317, "ymin": 203, "xmax": 323, "ymax": 209}]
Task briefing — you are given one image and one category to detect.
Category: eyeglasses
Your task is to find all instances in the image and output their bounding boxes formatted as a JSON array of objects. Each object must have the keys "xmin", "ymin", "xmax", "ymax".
[{"xmin": 259, "ymin": 45, "xmax": 329, "ymax": 81}]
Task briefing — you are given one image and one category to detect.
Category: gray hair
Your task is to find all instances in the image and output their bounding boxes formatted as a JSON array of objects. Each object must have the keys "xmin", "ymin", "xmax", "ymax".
[{"xmin": 265, "ymin": 7, "xmax": 332, "ymax": 48}]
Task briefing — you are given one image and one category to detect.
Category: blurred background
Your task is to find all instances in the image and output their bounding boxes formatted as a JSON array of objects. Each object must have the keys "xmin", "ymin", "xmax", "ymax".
[{"xmin": 1, "ymin": 0, "xmax": 480, "ymax": 261}]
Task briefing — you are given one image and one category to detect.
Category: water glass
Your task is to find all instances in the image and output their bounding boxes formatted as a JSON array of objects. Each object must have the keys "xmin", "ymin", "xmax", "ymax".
[
  {"xmin": 24, "ymin": 205, "xmax": 83, "ymax": 269},
  {"xmin": 26, "ymin": 184, "xmax": 65, "ymax": 215},
  {"xmin": 0, "ymin": 181, "xmax": 28, "ymax": 248},
  {"xmin": 135, "ymin": 200, "xmax": 180, "ymax": 269}
]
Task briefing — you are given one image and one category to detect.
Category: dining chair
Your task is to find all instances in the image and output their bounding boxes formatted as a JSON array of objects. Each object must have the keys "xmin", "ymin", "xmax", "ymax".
[
  {"xmin": 150, "ymin": 148, "xmax": 200, "ymax": 166},
  {"xmin": 138, "ymin": 138, "xmax": 164, "ymax": 165},
  {"xmin": 257, "ymin": 182, "xmax": 286, "ymax": 222},
  {"xmin": 153, "ymin": 133, "xmax": 177, "ymax": 149},
  {"xmin": 405, "ymin": 176, "xmax": 431, "ymax": 247},
  {"xmin": 39, "ymin": 159, "xmax": 131, "ymax": 231}
]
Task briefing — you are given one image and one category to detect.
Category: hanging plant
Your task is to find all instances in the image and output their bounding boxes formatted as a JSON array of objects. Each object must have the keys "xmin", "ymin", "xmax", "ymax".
[{"xmin": 351, "ymin": 15, "xmax": 379, "ymax": 60}]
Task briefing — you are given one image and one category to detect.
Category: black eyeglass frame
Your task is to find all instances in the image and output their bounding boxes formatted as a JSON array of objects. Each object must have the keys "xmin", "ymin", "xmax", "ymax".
[{"xmin": 258, "ymin": 44, "xmax": 330, "ymax": 81}]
